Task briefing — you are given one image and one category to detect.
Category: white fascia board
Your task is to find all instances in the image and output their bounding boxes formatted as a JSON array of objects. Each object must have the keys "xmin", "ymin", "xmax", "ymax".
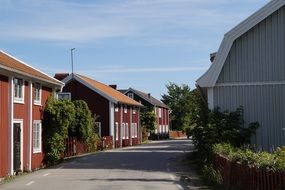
[
  {"xmin": 63, "ymin": 74, "xmax": 118, "ymax": 104},
  {"xmin": 0, "ymin": 50, "xmax": 64, "ymax": 87},
  {"xmin": 196, "ymin": 0, "xmax": 285, "ymax": 88}
]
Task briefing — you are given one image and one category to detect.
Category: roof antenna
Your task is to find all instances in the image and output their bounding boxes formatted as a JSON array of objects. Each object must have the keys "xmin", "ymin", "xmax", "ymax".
[{"xmin": 70, "ymin": 48, "xmax": 75, "ymax": 78}]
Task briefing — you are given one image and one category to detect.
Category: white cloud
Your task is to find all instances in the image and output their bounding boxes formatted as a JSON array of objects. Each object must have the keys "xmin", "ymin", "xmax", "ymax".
[{"xmin": 0, "ymin": 0, "xmax": 268, "ymax": 45}]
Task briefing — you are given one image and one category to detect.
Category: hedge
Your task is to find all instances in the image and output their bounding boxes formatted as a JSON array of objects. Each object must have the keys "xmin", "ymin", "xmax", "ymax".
[{"xmin": 213, "ymin": 143, "xmax": 285, "ymax": 171}]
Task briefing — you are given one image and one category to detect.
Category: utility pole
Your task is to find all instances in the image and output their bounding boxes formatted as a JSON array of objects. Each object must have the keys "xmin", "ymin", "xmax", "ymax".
[{"xmin": 70, "ymin": 48, "xmax": 75, "ymax": 77}]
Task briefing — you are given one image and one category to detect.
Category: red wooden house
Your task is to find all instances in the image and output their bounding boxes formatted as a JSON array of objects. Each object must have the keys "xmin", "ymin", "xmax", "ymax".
[
  {"xmin": 0, "ymin": 51, "xmax": 63, "ymax": 178},
  {"xmin": 120, "ymin": 88, "xmax": 170, "ymax": 137},
  {"xmin": 54, "ymin": 73, "xmax": 142, "ymax": 148}
]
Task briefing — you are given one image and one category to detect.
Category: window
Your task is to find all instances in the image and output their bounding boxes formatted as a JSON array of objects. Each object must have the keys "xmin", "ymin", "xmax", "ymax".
[
  {"xmin": 14, "ymin": 78, "xmax": 24, "ymax": 103},
  {"xmin": 33, "ymin": 121, "xmax": 42, "ymax": 153},
  {"xmin": 57, "ymin": 92, "xmax": 71, "ymax": 100},
  {"xmin": 131, "ymin": 123, "xmax": 134, "ymax": 138},
  {"xmin": 125, "ymin": 123, "xmax": 129, "ymax": 139},
  {"xmin": 115, "ymin": 122, "xmax": 119, "ymax": 140},
  {"xmin": 127, "ymin": 93, "xmax": 134, "ymax": 99},
  {"xmin": 158, "ymin": 108, "xmax": 162, "ymax": 118},
  {"xmin": 121, "ymin": 123, "xmax": 125, "ymax": 139},
  {"xmin": 131, "ymin": 123, "xmax": 137, "ymax": 138},
  {"xmin": 95, "ymin": 122, "xmax": 101, "ymax": 137},
  {"xmin": 124, "ymin": 107, "xmax": 128, "ymax": 113},
  {"xmin": 34, "ymin": 83, "xmax": 41, "ymax": 105}
]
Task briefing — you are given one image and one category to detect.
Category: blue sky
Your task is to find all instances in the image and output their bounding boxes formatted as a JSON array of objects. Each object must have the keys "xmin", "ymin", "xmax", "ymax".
[{"xmin": 1, "ymin": 0, "xmax": 268, "ymax": 99}]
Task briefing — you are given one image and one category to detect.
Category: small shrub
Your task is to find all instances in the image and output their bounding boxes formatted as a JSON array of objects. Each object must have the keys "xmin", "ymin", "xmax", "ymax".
[
  {"xmin": 202, "ymin": 164, "xmax": 222, "ymax": 186},
  {"xmin": 213, "ymin": 143, "xmax": 285, "ymax": 171}
]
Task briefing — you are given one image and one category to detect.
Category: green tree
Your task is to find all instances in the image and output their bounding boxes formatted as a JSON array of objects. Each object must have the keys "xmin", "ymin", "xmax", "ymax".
[
  {"xmin": 42, "ymin": 98, "xmax": 75, "ymax": 165},
  {"xmin": 70, "ymin": 100, "xmax": 94, "ymax": 141},
  {"xmin": 140, "ymin": 108, "xmax": 156, "ymax": 132},
  {"xmin": 161, "ymin": 82, "xmax": 193, "ymax": 130}
]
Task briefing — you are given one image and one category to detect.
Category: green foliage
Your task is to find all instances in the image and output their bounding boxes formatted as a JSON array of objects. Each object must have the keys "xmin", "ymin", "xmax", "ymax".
[
  {"xmin": 202, "ymin": 164, "xmax": 222, "ymax": 186},
  {"xmin": 140, "ymin": 108, "xmax": 156, "ymax": 132},
  {"xmin": 214, "ymin": 143, "xmax": 285, "ymax": 171},
  {"xmin": 161, "ymin": 82, "xmax": 193, "ymax": 130},
  {"xmin": 43, "ymin": 98, "xmax": 97, "ymax": 165},
  {"xmin": 43, "ymin": 97, "xmax": 75, "ymax": 165},
  {"xmin": 70, "ymin": 100, "xmax": 94, "ymax": 141},
  {"xmin": 191, "ymin": 105, "xmax": 259, "ymax": 155},
  {"xmin": 86, "ymin": 133, "xmax": 101, "ymax": 152}
]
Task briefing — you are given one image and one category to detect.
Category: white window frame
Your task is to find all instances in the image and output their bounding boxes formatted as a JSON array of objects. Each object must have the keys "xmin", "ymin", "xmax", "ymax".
[
  {"xmin": 121, "ymin": 123, "xmax": 125, "ymax": 139},
  {"xmin": 33, "ymin": 83, "xmax": 42, "ymax": 105},
  {"xmin": 33, "ymin": 120, "xmax": 42, "ymax": 153},
  {"xmin": 125, "ymin": 123, "xmax": 129, "ymax": 139},
  {"xmin": 115, "ymin": 122, "xmax": 119, "ymax": 140},
  {"xmin": 131, "ymin": 123, "xmax": 134, "ymax": 138},
  {"xmin": 13, "ymin": 119, "xmax": 24, "ymax": 171},
  {"xmin": 127, "ymin": 93, "xmax": 134, "ymax": 99},
  {"xmin": 95, "ymin": 122, "xmax": 102, "ymax": 137},
  {"xmin": 133, "ymin": 123, "xmax": 138, "ymax": 138},
  {"xmin": 57, "ymin": 92, "xmax": 71, "ymax": 100},
  {"xmin": 158, "ymin": 108, "xmax": 162, "ymax": 118},
  {"xmin": 13, "ymin": 78, "xmax": 25, "ymax": 104}
]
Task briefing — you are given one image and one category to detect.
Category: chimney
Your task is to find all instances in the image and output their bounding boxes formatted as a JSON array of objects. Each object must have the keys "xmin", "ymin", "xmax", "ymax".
[
  {"xmin": 54, "ymin": 73, "xmax": 69, "ymax": 81},
  {"xmin": 210, "ymin": 52, "xmax": 217, "ymax": 63},
  {"xmin": 148, "ymin": 93, "xmax": 151, "ymax": 98},
  {"xmin": 109, "ymin": 84, "xmax": 117, "ymax": 89}
]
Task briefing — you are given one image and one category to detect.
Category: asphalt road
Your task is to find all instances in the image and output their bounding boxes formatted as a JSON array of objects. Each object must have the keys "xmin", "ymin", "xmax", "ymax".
[{"xmin": 1, "ymin": 139, "xmax": 194, "ymax": 190}]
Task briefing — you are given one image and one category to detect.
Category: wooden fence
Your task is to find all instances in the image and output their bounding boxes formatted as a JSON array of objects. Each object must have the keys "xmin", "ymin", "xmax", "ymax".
[
  {"xmin": 64, "ymin": 136, "xmax": 114, "ymax": 158},
  {"xmin": 214, "ymin": 154, "xmax": 285, "ymax": 190},
  {"xmin": 169, "ymin": 130, "xmax": 186, "ymax": 138}
]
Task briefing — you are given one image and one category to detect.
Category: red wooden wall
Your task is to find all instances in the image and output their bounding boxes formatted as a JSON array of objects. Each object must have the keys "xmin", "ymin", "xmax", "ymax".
[{"xmin": 0, "ymin": 75, "xmax": 9, "ymax": 177}]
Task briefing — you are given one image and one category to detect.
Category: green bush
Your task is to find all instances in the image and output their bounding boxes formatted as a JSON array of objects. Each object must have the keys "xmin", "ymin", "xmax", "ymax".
[
  {"xmin": 191, "ymin": 106, "xmax": 259, "ymax": 156},
  {"xmin": 213, "ymin": 143, "xmax": 285, "ymax": 171},
  {"xmin": 202, "ymin": 164, "xmax": 222, "ymax": 186},
  {"xmin": 70, "ymin": 100, "xmax": 94, "ymax": 141},
  {"xmin": 43, "ymin": 98, "xmax": 98, "ymax": 165},
  {"xmin": 43, "ymin": 98, "xmax": 75, "ymax": 165}
]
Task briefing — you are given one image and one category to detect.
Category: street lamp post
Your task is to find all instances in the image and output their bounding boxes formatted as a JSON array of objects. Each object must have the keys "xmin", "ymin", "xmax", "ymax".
[{"xmin": 71, "ymin": 48, "xmax": 75, "ymax": 76}]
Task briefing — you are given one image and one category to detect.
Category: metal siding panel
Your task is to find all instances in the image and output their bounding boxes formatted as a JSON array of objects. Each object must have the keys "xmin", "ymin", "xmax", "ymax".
[
  {"xmin": 213, "ymin": 85, "xmax": 285, "ymax": 150},
  {"xmin": 217, "ymin": 6, "xmax": 285, "ymax": 83}
]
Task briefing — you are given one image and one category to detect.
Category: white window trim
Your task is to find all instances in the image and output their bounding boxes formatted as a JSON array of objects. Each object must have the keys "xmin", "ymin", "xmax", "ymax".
[
  {"xmin": 132, "ymin": 123, "xmax": 138, "ymax": 138},
  {"xmin": 131, "ymin": 123, "xmax": 134, "ymax": 138},
  {"xmin": 124, "ymin": 107, "xmax": 128, "ymax": 113},
  {"xmin": 125, "ymin": 123, "xmax": 129, "ymax": 139},
  {"xmin": 33, "ymin": 120, "xmax": 42, "ymax": 153},
  {"xmin": 158, "ymin": 108, "xmax": 162, "ymax": 118},
  {"xmin": 121, "ymin": 123, "xmax": 125, "ymax": 139},
  {"xmin": 33, "ymin": 83, "xmax": 42, "ymax": 106},
  {"xmin": 115, "ymin": 122, "xmax": 119, "ymax": 140},
  {"xmin": 127, "ymin": 93, "xmax": 134, "ymax": 99},
  {"xmin": 13, "ymin": 78, "xmax": 25, "ymax": 104},
  {"xmin": 57, "ymin": 92, "xmax": 71, "ymax": 100},
  {"xmin": 13, "ymin": 119, "xmax": 24, "ymax": 171}
]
